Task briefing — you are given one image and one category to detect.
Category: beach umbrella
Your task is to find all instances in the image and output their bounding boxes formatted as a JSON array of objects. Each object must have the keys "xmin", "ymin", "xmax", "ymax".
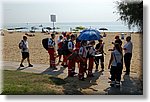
[
  {"xmin": 99, "ymin": 28, "xmax": 108, "ymax": 31},
  {"xmin": 77, "ymin": 28, "xmax": 102, "ymax": 41}
]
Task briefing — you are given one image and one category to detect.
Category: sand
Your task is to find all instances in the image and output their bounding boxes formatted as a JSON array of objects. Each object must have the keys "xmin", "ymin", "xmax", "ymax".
[{"xmin": 1, "ymin": 31, "xmax": 143, "ymax": 78}]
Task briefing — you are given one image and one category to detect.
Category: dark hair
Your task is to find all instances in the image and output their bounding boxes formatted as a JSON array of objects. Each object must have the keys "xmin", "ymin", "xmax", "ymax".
[
  {"xmin": 98, "ymin": 39, "xmax": 103, "ymax": 42},
  {"xmin": 51, "ymin": 34, "xmax": 55, "ymax": 37},
  {"xmin": 23, "ymin": 36, "xmax": 27, "ymax": 39},
  {"xmin": 81, "ymin": 40, "xmax": 87, "ymax": 46},
  {"xmin": 71, "ymin": 34, "xmax": 75, "ymax": 39},
  {"xmin": 126, "ymin": 36, "xmax": 131, "ymax": 40},
  {"xmin": 115, "ymin": 35, "xmax": 119, "ymax": 39}
]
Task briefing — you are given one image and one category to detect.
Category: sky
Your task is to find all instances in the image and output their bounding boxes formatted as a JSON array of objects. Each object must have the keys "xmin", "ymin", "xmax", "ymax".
[{"xmin": 2, "ymin": 0, "xmax": 120, "ymax": 24}]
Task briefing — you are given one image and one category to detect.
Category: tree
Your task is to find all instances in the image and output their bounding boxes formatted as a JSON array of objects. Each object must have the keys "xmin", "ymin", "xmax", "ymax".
[{"xmin": 115, "ymin": 0, "xmax": 143, "ymax": 33}]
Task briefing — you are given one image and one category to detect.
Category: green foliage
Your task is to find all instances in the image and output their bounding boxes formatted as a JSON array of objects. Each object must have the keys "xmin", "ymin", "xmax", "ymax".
[
  {"xmin": 75, "ymin": 26, "xmax": 85, "ymax": 30},
  {"xmin": 115, "ymin": 0, "xmax": 143, "ymax": 33}
]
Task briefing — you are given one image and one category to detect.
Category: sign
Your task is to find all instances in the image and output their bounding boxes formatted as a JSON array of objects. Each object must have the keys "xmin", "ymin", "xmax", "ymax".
[{"xmin": 50, "ymin": 15, "xmax": 56, "ymax": 22}]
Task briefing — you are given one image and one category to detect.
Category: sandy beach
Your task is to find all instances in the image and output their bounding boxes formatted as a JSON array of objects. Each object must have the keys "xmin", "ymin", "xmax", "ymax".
[{"xmin": 1, "ymin": 31, "xmax": 143, "ymax": 78}]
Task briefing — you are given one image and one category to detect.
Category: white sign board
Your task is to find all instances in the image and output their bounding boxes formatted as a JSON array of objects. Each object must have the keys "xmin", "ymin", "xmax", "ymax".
[{"xmin": 50, "ymin": 15, "xmax": 56, "ymax": 22}]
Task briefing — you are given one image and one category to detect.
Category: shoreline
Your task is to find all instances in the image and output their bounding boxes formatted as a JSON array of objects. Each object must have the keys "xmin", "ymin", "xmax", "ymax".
[{"xmin": 2, "ymin": 30, "xmax": 140, "ymax": 35}]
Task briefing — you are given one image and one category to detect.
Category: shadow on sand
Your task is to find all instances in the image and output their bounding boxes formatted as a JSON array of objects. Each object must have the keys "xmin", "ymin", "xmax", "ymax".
[
  {"xmin": 62, "ymin": 71, "xmax": 103, "ymax": 95},
  {"xmin": 17, "ymin": 66, "xmax": 29, "ymax": 71}
]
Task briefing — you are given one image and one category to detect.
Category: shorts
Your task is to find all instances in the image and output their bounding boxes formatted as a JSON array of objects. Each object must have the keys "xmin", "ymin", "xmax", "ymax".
[{"xmin": 22, "ymin": 52, "xmax": 29, "ymax": 59}]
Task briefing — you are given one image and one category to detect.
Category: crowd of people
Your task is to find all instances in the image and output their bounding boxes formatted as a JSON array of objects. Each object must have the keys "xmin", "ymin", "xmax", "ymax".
[{"xmin": 18, "ymin": 32, "xmax": 133, "ymax": 87}]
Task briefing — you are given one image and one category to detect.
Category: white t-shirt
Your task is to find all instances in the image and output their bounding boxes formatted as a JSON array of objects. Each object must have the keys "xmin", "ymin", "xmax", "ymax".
[
  {"xmin": 111, "ymin": 50, "xmax": 122, "ymax": 67},
  {"xmin": 123, "ymin": 41, "xmax": 133, "ymax": 53},
  {"xmin": 89, "ymin": 46, "xmax": 95, "ymax": 56},
  {"xmin": 20, "ymin": 40, "xmax": 29, "ymax": 52},
  {"xmin": 79, "ymin": 46, "xmax": 87, "ymax": 58}
]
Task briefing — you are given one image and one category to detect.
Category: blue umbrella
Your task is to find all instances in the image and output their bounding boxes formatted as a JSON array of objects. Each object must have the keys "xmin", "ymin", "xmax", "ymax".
[{"xmin": 77, "ymin": 28, "xmax": 102, "ymax": 41}]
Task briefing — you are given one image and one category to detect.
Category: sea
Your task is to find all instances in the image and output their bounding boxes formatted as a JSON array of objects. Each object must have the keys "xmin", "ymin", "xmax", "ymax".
[{"xmin": 3, "ymin": 22, "xmax": 138, "ymax": 32}]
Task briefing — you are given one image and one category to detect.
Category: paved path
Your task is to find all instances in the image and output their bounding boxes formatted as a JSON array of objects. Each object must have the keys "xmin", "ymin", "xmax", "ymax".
[{"xmin": 1, "ymin": 61, "xmax": 143, "ymax": 95}]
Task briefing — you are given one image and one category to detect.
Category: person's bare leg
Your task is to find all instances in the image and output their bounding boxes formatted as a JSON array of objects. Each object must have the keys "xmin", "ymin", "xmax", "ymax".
[
  {"xmin": 20, "ymin": 58, "xmax": 25, "ymax": 67},
  {"xmin": 27, "ymin": 57, "xmax": 33, "ymax": 67},
  {"xmin": 27, "ymin": 57, "xmax": 30, "ymax": 64}
]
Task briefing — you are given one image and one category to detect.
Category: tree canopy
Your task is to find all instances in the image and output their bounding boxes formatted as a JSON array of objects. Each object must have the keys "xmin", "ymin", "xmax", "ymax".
[{"xmin": 115, "ymin": 0, "xmax": 143, "ymax": 33}]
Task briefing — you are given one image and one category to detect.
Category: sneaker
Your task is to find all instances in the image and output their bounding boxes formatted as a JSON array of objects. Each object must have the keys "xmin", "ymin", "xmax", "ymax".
[
  {"xmin": 79, "ymin": 77, "xmax": 85, "ymax": 81},
  {"xmin": 68, "ymin": 74, "xmax": 75, "ymax": 77},
  {"xmin": 59, "ymin": 60, "xmax": 62, "ymax": 62},
  {"xmin": 72, "ymin": 72, "xmax": 78, "ymax": 75},
  {"xmin": 63, "ymin": 65, "xmax": 68, "ymax": 68},
  {"xmin": 87, "ymin": 74, "xmax": 94, "ymax": 77},
  {"xmin": 28, "ymin": 64, "xmax": 33, "ymax": 67},
  {"xmin": 52, "ymin": 67, "xmax": 57, "ymax": 70},
  {"xmin": 108, "ymin": 77, "xmax": 112, "ymax": 80},
  {"xmin": 95, "ymin": 69, "xmax": 98, "ymax": 72},
  {"xmin": 20, "ymin": 64, "xmax": 24, "ymax": 67},
  {"xmin": 101, "ymin": 69, "xmax": 104, "ymax": 72},
  {"xmin": 110, "ymin": 81, "xmax": 115, "ymax": 87},
  {"xmin": 125, "ymin": 72, "xmax": 129, "ymax": 75},
  {"xmin": 115, "ymin": 81, "xmax": 120, "ymax": 88}
]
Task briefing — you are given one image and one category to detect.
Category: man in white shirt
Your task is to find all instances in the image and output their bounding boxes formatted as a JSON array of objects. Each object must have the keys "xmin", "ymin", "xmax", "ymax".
[
  {"xmin": 19, "ymin": 36, "xmax": 33, "ymax": 67},
  {"xmin": 123, "ymin": 36, "xmax": 133, "ymax": 75}
]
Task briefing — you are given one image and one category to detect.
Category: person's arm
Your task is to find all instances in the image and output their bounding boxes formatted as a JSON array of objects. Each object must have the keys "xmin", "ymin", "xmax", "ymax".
[
  {"xmin": 108, "ymin": 52, "xmax": 113, "ymax": 69},
  {"xmin": 123, "ymin": 43, "xmax": 128, "ymax": 50}
]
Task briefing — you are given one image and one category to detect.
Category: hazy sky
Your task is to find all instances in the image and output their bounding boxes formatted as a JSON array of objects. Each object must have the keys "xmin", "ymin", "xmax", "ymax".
[{"xmin": 2, "ymin": 0, "xmax": 120, "ymax": 24}]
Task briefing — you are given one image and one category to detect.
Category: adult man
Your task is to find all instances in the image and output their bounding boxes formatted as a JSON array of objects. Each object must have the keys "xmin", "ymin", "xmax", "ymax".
[
  {"xmin": 123, "ymin": 36, "xmax": 133, "ymax": 75},
  {"xmin": 48, "ymin": 34, "xmax": 56, "ymax": 69},
  {"xmin": 19, "ymin": 36, "xmax": 33, "ymax": 67}
]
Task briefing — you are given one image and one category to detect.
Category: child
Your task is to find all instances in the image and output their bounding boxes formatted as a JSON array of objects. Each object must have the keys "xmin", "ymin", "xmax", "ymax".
[
  {"xmin": 95, "ymin": 39, "xmax": 105, "ymax": 71},
  {"xmin": 78, "ymin": 40, "xmax": 88, "ymax": 81},
  {"xmin": 19, "ymin": 36, "xmax": 33, "ymax": 67},
  {"xmin": 87, "ymin": 40, "xmax": 95, "ymax": 77},
  {"xmin": 57, "ymin": 35, "xmax": 64, "ymax": 63},
  {"xmin": 108, "ymin": 43, "xmax": 123, "ymax": 87}
]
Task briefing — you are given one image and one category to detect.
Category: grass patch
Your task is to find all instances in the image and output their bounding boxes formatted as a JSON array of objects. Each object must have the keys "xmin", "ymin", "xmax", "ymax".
[
  {"xmin": 49, "ymin": 77, "xmax": 66, "ymax": 85},
  {"xmin": 2, "ymin": 70, "xmax": 65, "ymax": 95}
]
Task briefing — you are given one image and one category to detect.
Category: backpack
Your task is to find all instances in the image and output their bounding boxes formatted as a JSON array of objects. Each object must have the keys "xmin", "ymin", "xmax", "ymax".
[
  {"xmin": 62, "ymin": 40, "xmax": 73, "ymax": 55},
  {"xmin": 42, "ymin": 38, "xmax": 49, "ymax": 50},
  {"xmin": 18, "ymin": 40, "xmax": 24, "ymax": 49}
]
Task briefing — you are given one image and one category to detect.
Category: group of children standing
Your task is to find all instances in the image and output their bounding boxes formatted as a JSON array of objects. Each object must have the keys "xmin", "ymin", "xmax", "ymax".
[{"xmin": 47, "ymin": 32, "xmax": 105, "ymax": 81}]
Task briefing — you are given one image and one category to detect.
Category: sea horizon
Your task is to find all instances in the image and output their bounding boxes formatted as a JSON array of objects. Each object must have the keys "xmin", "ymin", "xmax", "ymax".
[{"xmin": 2, "ymin": 21, "xmax": 138, "ymax": 32}]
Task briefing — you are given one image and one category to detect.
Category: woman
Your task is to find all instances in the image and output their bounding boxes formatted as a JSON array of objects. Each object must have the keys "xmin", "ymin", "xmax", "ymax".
[{"xmin": 108, "ymin": 43, "xmax": 123, "ymax": 87}]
